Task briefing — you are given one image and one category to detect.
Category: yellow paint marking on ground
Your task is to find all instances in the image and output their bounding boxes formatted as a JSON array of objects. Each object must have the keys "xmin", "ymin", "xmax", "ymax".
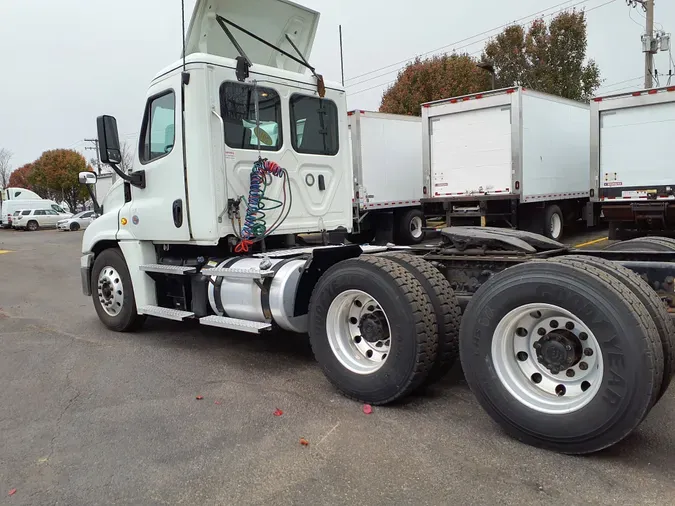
[
  {"xmin": 574, "ymin": 237, "xmax": 608, "ymax": 248},
  {"xmin": 0, "ymin": 250, "xmax": 13, "ymax": 254}
]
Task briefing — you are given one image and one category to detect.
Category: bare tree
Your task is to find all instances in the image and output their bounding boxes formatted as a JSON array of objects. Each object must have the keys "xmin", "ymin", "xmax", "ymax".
[
  {"xmin": 119, "ymin": 141, "xmax": 135, "ymax": 173},
  {"xmin": 0, "ymin": 148, "xmax": 13, "ymax": 189}
]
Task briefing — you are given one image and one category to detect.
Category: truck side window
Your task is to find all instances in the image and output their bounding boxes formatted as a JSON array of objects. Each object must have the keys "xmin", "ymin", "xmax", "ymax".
[
  {"xmin": 219, "ymin": 82, "xmax": 282, "ymax": 151},
  {"xmin": 290, "ymin": 95, "xmax": 339, "ymax": 156},
  {"xmin": 140, "ymin": 91, "xmax": 176, "ymax": 163}
]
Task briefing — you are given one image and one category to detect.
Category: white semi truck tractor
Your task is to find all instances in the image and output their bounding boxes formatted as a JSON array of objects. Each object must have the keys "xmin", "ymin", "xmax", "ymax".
[{"xmin": 80, "ymin": 0, "xmax": 675, "ymax": 455}]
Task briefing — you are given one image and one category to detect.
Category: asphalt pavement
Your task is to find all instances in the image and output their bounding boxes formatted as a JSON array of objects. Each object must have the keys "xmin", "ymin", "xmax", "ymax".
[{"xmin": 1, "ymin": 227, "xmax": 674, "ymax": 506}]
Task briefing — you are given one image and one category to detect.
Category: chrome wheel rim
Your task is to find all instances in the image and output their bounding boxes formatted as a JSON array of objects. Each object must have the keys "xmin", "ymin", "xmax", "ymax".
[
  {"xmin": 97, "ymin": 266, "xmax": 124, "ymax": 317},
  {"xmin": 550, "ymin": 213, "xmax": 562, "ymax": 239},
  {"xmin": 326, "ymin": 290, "xmax": 391, "ymax": 375},
  {"xmin": 491, "ymin": 303, "xmax": 603, "ymax": 414},
  {"xmin": 410, "ymin": 216, "xmax": 424, "ymax": 240}
]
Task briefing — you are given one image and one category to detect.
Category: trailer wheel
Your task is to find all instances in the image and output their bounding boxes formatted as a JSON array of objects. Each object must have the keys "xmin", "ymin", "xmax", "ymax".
[
  {"xmin": 550, "ymin": 255, "xmax": 674, "ymax": 404},
  {"xmin": 459, "ymin": 260, "xmax": 662, "ymax": 454},
  {"xmin": 396, "ymin": 208, "xmax": 426, "ymax": 245},
  {"xmin": 544, "ymin": 205, "xmax": 564, "ymax": 241},
  {"xmin": 308, "ymin": 256, "xmax": 438, "ymax": 404},
  {"xmin": 380, "ymin": 252, "xmax": 461, "ymax": 385},
  {"xmin": 606, "ymin": 236, "xmax": 675, "ymax": 252},
  {"xmin": 91, "ymin": 248, "xmax": 146, "ymax": 332}
]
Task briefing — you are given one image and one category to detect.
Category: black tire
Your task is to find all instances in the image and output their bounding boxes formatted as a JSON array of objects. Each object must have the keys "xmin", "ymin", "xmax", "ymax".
[
  {"xmin": 606, "ymin": 236, "xmax": 675, "ymax": 252},
  {"xmin": 552, "ymin": 255, "xmax": 675, "ymax": 403},
  {"xmin": 396, "ymin": 208, "xmax": 426, "ymax": 245},
  {"xmin": 380, "ymin": 252, "xmax": 461, "ymax": 385},
  {"xmin": 308, "ymin": 256, "xmax": 438, "ymax": 404},
  {"xmin": 91, "ymin": 248, "xmax": 146, "ymax": 332},
  {"xmin": 459, "ymin": 260, "xmax": 662, "ymax": 454},
  {"xmin": 27, "ymin": 220, "xmax": 39, "ymax": 232},
  {"xmin": 544, "ymin": 204, "xmax": 564, "ymax": 241},
  {"xmin": 70, "ymin": 222, "xmax": 80, "ymax": 231}
]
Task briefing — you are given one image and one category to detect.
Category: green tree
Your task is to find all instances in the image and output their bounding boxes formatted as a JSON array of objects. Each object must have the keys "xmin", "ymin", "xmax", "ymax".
[
  {"xmin": 30, "ymin": 149, "xmax": 93, "ymax": 211},
  {"xmin": 379, "ymin": 54, "xmax": 492, "ymax": 116},
  {"xmin": 482, "ymin": 10, "xmax": 601, "ymax": 102}
]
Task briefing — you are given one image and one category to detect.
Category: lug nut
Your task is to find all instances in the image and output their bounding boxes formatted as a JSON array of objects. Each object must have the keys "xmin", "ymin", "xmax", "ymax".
[
  {"xmin": 579, "ymin": 332, "xmax": 588, "ymax": 341},
  {"xmin": 579, "ymin": 362, "xmax": 588, "ymax": 371},
  {"xmin": 538, "ymin": 328, "xmax": 546, "ymax": 336},
  {"xmin": 566, "ymin": 369, "xmax": 575, "ymax": 377},
  {"xmin": 584, "ymin": 348, "xmax": 593, "ymax": 357}
]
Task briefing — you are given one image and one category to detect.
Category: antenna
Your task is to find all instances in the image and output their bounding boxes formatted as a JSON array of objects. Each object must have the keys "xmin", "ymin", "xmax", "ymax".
[
  {"xmin": 181, "ymin": 0, "xmax": 186, "ymax": 72},
  {"xmin": 339, "ymin": 25, "xmax": 345, "ymax": 86}
]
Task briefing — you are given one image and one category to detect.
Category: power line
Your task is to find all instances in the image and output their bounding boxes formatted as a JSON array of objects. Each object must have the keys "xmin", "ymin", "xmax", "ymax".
[
  {"xmin": 598, "ymin": 75, "xmax": 644, "ymax": 90},
  {"xmin": 344, "ymin": 0, "xmax": 586, "ymax": 85},
  {"xmin": 348, "ymin": 0, "xmax": 617, "ymax": 97}
]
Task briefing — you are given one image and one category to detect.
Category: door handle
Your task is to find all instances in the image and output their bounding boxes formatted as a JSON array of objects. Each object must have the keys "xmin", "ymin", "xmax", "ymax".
[
  {"xmin": 318, "ymin": 175, "xmax": 326, "ymax": 191},
  {"xmin": 172, "ymin": 199, "xmax": 183, "ymax": 228}
]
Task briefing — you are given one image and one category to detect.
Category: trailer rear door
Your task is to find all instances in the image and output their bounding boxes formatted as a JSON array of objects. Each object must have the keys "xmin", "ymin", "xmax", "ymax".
[
  {"xmin": 600, "ymin": 101, "xmax": 675, "ymax": 192},
  {"xmin": 430, "ymin": 105, "xmax": 512, "ymax": 196}
]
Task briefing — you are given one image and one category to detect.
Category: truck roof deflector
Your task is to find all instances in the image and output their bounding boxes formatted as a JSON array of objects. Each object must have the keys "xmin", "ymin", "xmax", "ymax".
[{"xmin": 215, "ymin": 14, "xmax": 325, "ymax": 96}]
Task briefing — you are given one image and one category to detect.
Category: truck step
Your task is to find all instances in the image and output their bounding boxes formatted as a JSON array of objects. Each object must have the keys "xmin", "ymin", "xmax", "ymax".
[
  {"xmin": 139, "ymin": 305, "xmax": 195, "ymax": 321},
  {"xmin": 201, "ymin": 267, "xmax": 275, "ymax": 280},
  {"xmin": 199, "ymin": 315, "xmax": 272, "ymax": 334},
  {"xmin": 140, "ymin": 264, "xmax": 196, "ymax": 275}
]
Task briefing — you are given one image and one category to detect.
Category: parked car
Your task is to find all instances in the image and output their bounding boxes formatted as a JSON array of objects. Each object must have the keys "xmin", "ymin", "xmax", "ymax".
[
  {"xmin": 3, "ymin": 199, "xmax": 71, "ymax": 228},
  {"xmin": 57, "ymin": 211, "xmax": 98, "ymax": 231},
  {"xmin": 13, "ymin": 208, "xmax": 72, "ymax": 231}
]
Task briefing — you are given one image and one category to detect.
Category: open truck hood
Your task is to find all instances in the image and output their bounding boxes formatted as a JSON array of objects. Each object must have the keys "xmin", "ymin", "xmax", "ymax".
[{"xmin": 185, "ymin": 0, "xmax": 320, "ymax": 74}]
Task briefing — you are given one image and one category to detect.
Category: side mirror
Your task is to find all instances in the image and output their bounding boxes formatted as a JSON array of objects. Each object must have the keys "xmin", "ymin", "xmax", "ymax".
[
  {"xmin": 96, "ymin": 115, "xmax": 122, "ymax": 164},
  {"xmin": 79, "ymin": 171, "xmax": 97, "ymax": 185}
]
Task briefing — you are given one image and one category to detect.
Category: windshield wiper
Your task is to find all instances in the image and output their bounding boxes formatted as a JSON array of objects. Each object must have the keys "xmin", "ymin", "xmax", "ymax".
[{"xmin": 215, "ymin": 14, "xmax": 325, "ymax": 97}]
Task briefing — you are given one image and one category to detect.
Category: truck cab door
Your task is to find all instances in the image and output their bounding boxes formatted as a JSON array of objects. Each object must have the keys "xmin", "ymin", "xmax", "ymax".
[{"xmin": 125, "ymin": 74, "xmax": 190, "ymax": 242}]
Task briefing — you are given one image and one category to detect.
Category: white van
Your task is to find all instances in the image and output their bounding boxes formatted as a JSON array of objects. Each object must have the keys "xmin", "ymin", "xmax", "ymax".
[
  {"xmin": 0, "ymin": 188, "xmax": 43, "ymax": 227},
  {"xmin": 3, "ymin": 200, "xmax": 71, "ymax": 228}
]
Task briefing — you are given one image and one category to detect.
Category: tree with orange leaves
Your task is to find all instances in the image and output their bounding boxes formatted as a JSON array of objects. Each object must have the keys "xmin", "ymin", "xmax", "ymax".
[
  {"xmin": 8, "ymin": 163, "xmax": 35, "ymax": 190},
  {"xmin": 30, "ymin": 149, "xmax": 93, "ymax": 211},
  {"xmin": 380, "ymin": 54, "xmax": 491, "ymax": 116}
]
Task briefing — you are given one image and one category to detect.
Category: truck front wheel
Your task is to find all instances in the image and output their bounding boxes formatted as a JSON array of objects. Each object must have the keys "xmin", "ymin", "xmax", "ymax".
[
  {"xmin": 91, "ymin": 248, "xmax": 146, "ymax": 332},
  {"xmin": 308, "ymin": 256, "xmax": 438, "ymax": 404}
]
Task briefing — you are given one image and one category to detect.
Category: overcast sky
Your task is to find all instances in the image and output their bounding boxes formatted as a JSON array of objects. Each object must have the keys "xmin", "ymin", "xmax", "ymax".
[{"xmin": 1, "ymin": 0, "xmax": 673, "ymax": 171}]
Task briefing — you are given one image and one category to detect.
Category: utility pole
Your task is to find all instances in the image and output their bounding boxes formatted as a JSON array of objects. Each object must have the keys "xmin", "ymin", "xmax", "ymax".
[
  {"xmin": 645, "ymin": 0, "xmax": 655, "ymax": 89},
  {"xmin": 85, "ymin": 138, "xmax": 101, "ymax": 175}
]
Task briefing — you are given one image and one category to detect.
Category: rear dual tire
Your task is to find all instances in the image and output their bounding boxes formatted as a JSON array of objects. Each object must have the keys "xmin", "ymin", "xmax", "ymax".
[
  {"xmin": 308, "ymin": 256, "xmax": 438, "ymax": 405},
  {"xmin": 459, "ymin": 260, "xmax": 663, "ymax": 454}
]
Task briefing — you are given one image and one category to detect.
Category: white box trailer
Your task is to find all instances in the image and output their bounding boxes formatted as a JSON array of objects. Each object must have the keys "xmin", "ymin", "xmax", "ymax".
[
  {"xmin": 421, "ymin": 87, "xmax": 591, "ymax": 241},
  {"xmin": 348, "ymin": 110, "xmax": 425, "ymax": 244},
  {"xmin": 589, "ymin": 86, "xmax": 675, "ymax": 239}
]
